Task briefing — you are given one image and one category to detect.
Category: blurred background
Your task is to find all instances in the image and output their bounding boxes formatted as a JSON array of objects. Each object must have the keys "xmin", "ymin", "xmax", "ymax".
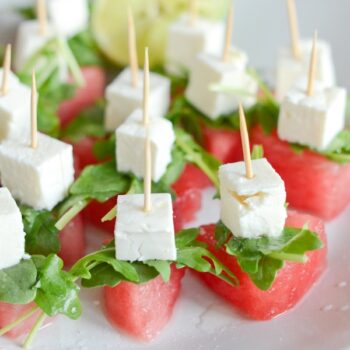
[{"xmin": 0, "ymin": 0, "xmax": 349, "ymax": 89}]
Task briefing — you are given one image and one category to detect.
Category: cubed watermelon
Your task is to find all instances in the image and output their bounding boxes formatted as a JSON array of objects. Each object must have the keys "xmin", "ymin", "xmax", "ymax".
[
  {"xmin": 173, "ymin": 188, "xmax": 202, "ymax": 232},
  {"xmin": 197, "ymin": 210, "xmax": 327, "ymax": 320},
  {"xmin": 71, "ymin": 136, "xmax": 99, "ymax": 175},
  {"xmin": 58, "ymin": 215, "xmax": 86, "ymax": 266},
  {"xmin": 171, "ymin": 163, "xmax": 211, "ymax": 194},
  {"xmin": 58, "ymin": 66, "xmax": 106, "ymax": 127},
  {"xmin": 201, "ymin": 124, "xmax": 242, "ymax": 164},
  {"xmin": 0, "ymin": 302, "xmax": 42, "ymax": 339},
  {"xmin": 103, "ymin": 265, "xmax": 185, "ymax": 341},
  {"xmin": 251, "ymin": 125, "xmax": 350, "ymax": 219}
]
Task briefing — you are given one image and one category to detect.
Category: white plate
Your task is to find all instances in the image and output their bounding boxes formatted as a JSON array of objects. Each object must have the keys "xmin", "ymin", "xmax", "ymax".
[{"xmin": 1, "ymin": 188, "xmax": 350, "ymax": 350}]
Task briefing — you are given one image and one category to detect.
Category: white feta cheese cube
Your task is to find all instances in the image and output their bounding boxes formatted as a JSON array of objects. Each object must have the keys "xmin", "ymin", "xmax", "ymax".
[
  {"xmin": 115, "ymin": 193, "xmax": 176, "ymax": 261},
  {"xmin": 47, "ymin": 0, "xmax": 89, "ymax": 38},
  {"xmin": 276, "ymin": 39, "xmax": 336, "ymax": 100},
  {"xmin": 0, "ymin": 68, "xmax": 21, "ymax": 89},
  {"xmin": 0, "ymin": 187, "xmax": 26, "ymax": 270},
  {"xmin": 104, "ymin": 67, "xmax": 170, "ymax": 131},
  {"xmin": 0, "ymin": 133, "xmax": 74, "ymax": 210},
  {"xmin": 278, "ymin": 80, "xmax": 346, "ymax": 150},
  {"xmin": 116, "ymin": 109, "xmax": 175, "ymax": 182},
  {"xmin": 166, "ymin": 15, "xmax": 225, "ymax": 75},
  {"xmin": 0, "ymin": 83, "xmax": 31, "ymax": 142},
  {"xmin": 15, "ymin": 20, "xmax": 56, "ymax": 72},
  {"xmin": 185, "ymin": 52, "xmax": 258, "ymax": 119},
  {"xmin": 219, "ymin": 158, "xmax": 287, "ymax": 238}
]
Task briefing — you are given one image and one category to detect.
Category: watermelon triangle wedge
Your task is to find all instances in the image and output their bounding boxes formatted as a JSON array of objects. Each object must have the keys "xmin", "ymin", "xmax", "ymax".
[{"xmin": 196, "ymin": 210, "xmax": 327, "ymax": 320}]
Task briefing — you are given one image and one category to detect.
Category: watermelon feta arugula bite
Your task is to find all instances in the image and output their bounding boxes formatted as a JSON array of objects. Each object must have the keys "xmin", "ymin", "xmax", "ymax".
[
  {"xmin": 249, "ymin": 35, "xmax": 350, "ymax": 220},
  {"xmin": 251, "ymin": 126, "xmax": 350, "ymax": 220},
  {"xmin": 250, "ymin": 70, "xmax": 349, "ymax": 219},
  {"xmin": 69, "ymin": 228, "xmax": 237, "ymax": 342},
  {"xmin": 197, "ymin": 210, "xmax": 326, "ymax": 320},
  {"xmin": 194, "ymin": 107, "xmax": 325, "ymax": 320}
]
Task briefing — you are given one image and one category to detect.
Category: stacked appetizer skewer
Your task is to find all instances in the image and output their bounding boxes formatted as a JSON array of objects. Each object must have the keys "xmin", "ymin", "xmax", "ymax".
[{"xmin": 0, "ymin": 0, "xmax": 349, "ymax": 348}]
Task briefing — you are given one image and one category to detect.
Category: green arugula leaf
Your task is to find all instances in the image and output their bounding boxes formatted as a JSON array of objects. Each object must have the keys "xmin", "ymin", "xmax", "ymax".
[
  {"xmin": 21, "ymin": 206, "xmax": 60, "ymax": 256},
  {"xmin": 81, "ymin": 264, "xmax": 124, "ymax": 288},
  {"xmin": 0, "ymin": 259, "xmax": 37, "ymax": 304},
  {"xmin": 32, "ymin": 255, "xmax": 81, "ymax": 319},
  {"xmin": 214, "ymin": 221, "xmax": 231, "ymax": 249},
  {"xmin": 249, "ymin": 256, "xmax": 284, "ymax": 291},
  {"xmin": 175, "ymin": 128, "xmax": 220, "ymax": 189},
  {"xmin": 70, "ymin": 244, "xmax": 159, "ymax": 288},
  {"xmin": 68, "ymin": 30, "xmax": 106, "ymax": 67},
  {"xmin": 56, "ymin": 161, "xmax": 130, "ymax": 229},
  {"xmin": 70, "ymin": 248, "xmax": 139, "ymax": 283},
  {"xmin": 93, "ymin": 135, "xmax": 116, "ymax": 160},
  {"xmin": 69, "ymin": 228, "xmax": 238, "ymax": 289},
  {"xmin": 223, "ymin": 223, "xmax": 323, "ymax": 290},
  {"xmin": 175, "ymin": 228, "xmax": 200, "ymax": 249},
  {"xmin": 70, "ymin": 161, "xmax": 131, "ymax": 202},
  {"xmin": 322, "ymin": 130, "xmax": 350, "ymax": 164},
  {"xmin": 144, "ymin": 260, "xmax": 171, "ymax": 283},
  {"xmin": 62, "ymin": 101, "xmax": 106, "ymax": 143}
]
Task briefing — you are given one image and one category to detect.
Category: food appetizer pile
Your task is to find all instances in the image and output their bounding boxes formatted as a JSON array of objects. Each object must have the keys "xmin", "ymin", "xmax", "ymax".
[{"xmin": 0, "ymin": 0, "xmax": 348, "ymax": 348}]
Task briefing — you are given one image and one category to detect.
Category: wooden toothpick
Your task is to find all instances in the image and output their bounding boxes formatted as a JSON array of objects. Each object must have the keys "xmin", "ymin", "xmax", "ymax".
[
  {"xmin": 37, "ymin": 0, "xmax": 48, "ymax": 36},
  {"xmin": 287, "ymin": 0, "xmax": 301, "ymax": 59},
  {"xmin": 222, "ymin": 4, "xmax": 233, "ymax": 62},
  {"xmin": 142, "ymin": 47, "xmax": 150, "ymax": 125},
  {"xmin": 239, "ymin": 104, "xmax": 253, "ymax": 179},
  {"xmin": 1, "ymin": 44, "xmax": 11, "ymax": 96},
  {"xmin": 306, "ymin": 31, "xmax": 318, "ymax": 97},
  {"xmin": 31, "ymin": 71, "xmax": 38, "ymax": 149},
  {"xmin": 143, "ymin": 126, "xmax": 152, "ymax": 212},
  {"xmin": 188, "ymin": 0, "xmax": 197, "ymax": 27},
  {"xmin": 128, "ymin": 7, "xmax": 139, "ymax": 87}
]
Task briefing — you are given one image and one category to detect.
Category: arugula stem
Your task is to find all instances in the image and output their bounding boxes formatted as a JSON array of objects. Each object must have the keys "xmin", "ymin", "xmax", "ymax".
[
  {"xmin": 268, "ymin": 252, "xmax": 308, "ymax": 263},
  {"xmin": 55, "ymin": 199, "xmax": 89, "ymax": 230},
  {"xmin": 0, "ymin": 306, "xmax": 39, "ymax": 336},
  {"xmin": 36, "ymin": 58, "xmax": 58, "ymax": 88},
  {"xmin": 58, "ymin": 38, "xmax": 85, "ymax": 87},
  {"xmin": 101, "ymin": 205, "xmax": 116, "ymax": 222},
  {"xmin": 22, "ymin": 312, "xmax": 46, "ymax": 349}
]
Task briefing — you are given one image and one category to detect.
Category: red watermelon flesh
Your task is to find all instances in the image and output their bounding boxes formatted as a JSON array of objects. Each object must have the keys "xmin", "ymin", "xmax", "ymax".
[
  {"xmin": 197, "ymin": 210, "xmax": 327, "ymax": 320},
  {"xmin": 0, "ymin": 302, "xmax": 44, "ymax": 338},
  {"xmin": 171, "ymin": 163, "xmax": 211, "ymax": 194},
  {"xmin": 202, "ymin": 124, "xmax": 242, "ymax": 164},
  {"xmin": 173, "ymin": 188, "xmax": 202, "ymax": 232},
  {"xmin": 251, "ymin": 125, "xmax": 350, "ymax": 220},
  {"xmin": 58, "ymin": 66, "xmax": 106, "ymax": 127},
  {"xmin": 71, "ymin": 136, "xmax": 99, "ymax": 176},
  {"xmin": 58, "ymin": 214, "xmax": 86, "ymax": 266},
  {"xmin": 104, "ymin": 265, "xmax": 185, "ymax": 341}
]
